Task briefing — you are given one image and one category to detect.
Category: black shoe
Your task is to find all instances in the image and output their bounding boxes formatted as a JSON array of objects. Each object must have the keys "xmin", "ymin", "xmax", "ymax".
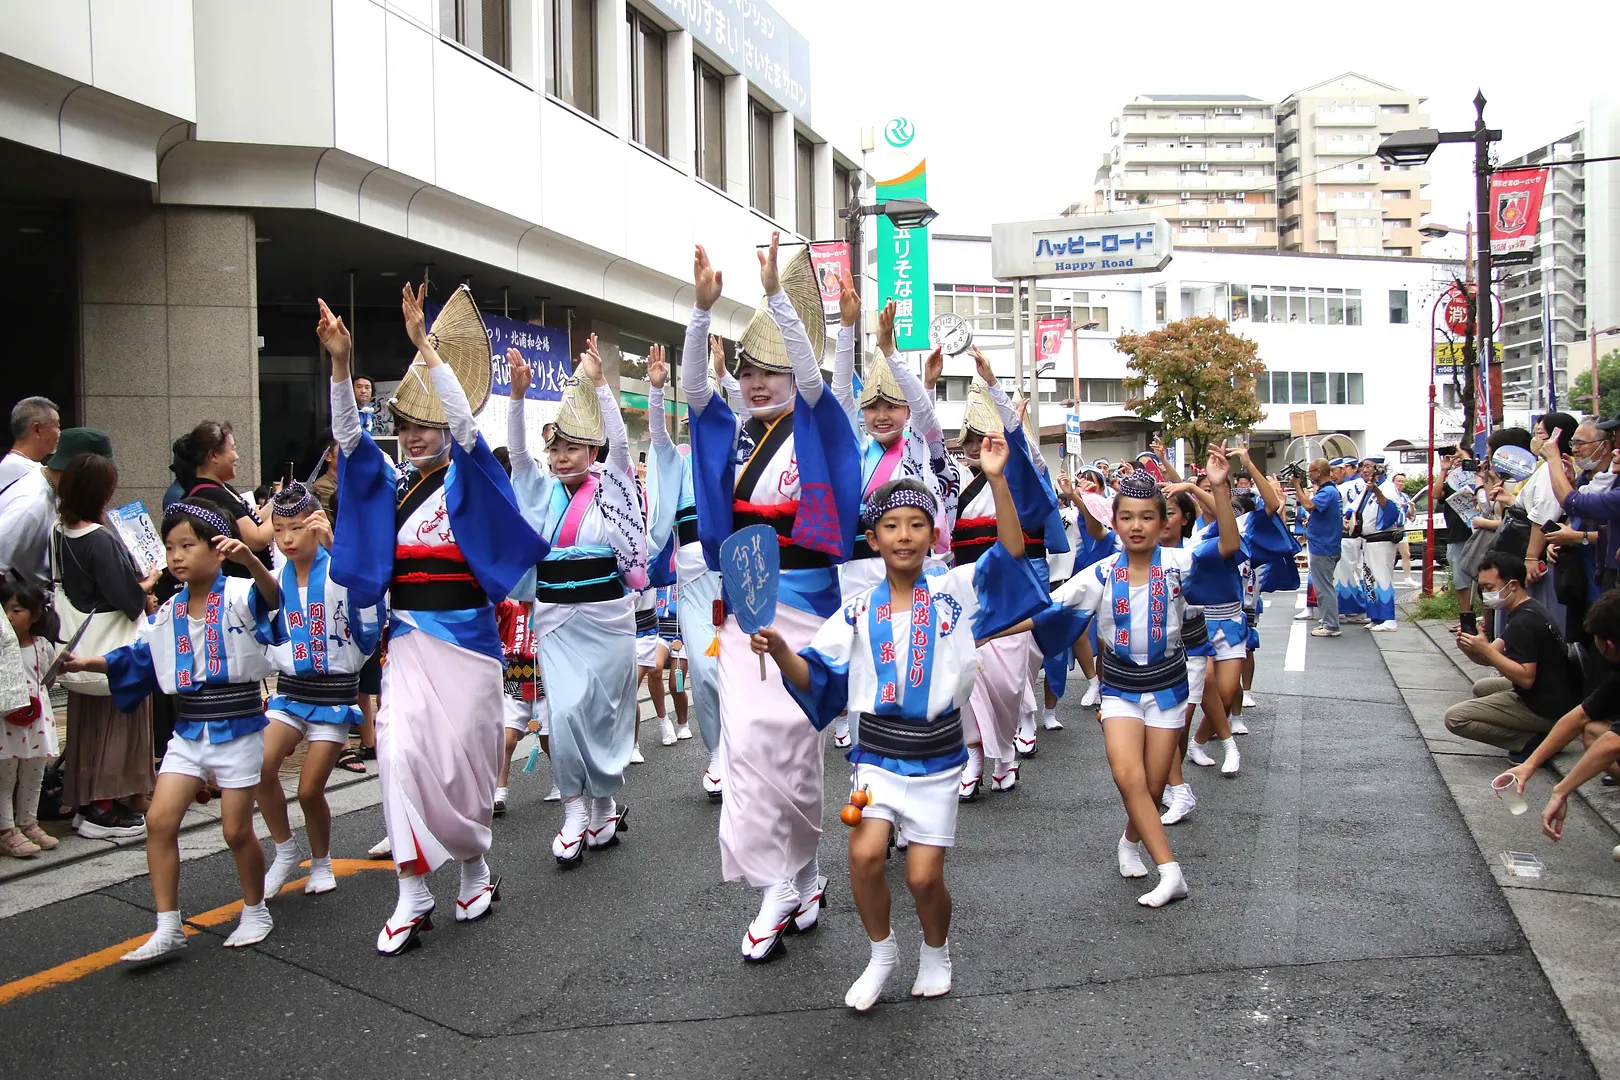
[
  {"xmin": 77, "ymin": 805, "xmax": 147, "ymax": 840},
  {"xmin": 1508, "ymin": 732, "xmax": 1547, "ymax": 765}
]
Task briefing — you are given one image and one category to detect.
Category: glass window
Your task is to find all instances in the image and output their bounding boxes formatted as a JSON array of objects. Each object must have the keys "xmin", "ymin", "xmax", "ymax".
[
  {"xmin": 1331, "ymin": 372, "xmax": 1347, "ymax": 404},
  {"xmin": 1309, "ymin": 372, "xmax": 1326, "ymax": 404},
  {"xmin": 694, "ymin": 60, "xmax": 725, "ymax": 187},
  {"xmin": 1270, "ymin": 287, "xmax": 1289, "ymax": 323},
  {"xmin": 1345, "ymin": 289, "xmax": 1362, "ymax": 326},
  {"xmin": 1090, "ymin": 309, "xmax": 1109, "ymax": 332},
  {"xmin": 548, "ymin": 0, "xmax": 595, "ymax": 115},
  {"xmin": 1229, "ymin": 283, "xmax": 1249, "ymax": 321},
  {"xmin": 1291, "ymin": 372, "xmax": 1308, "ymax": 404},
  {"xmin": 995, "ymin": 297, "xmax": 1013, "ymax": 315},
  {"xmin": 954, "ymin": 296, "xmax": 973, "ymax": 318},
  {"xmin": 1307, "ymin": 288, "xmax": 1325, "ymax": 325},
  {"xmin": 626, "ymin": 8, "xmax": 667, "ymax": 155},
  {"xmin": 834, "ymin": 163, "xmax": 852, "ymax": 215},
  {"xmin": 748, "ymin": 99, "xmax": 774, "ymax": 215},
  {"xmin": 1389, "ymin": 289, "xmax": 1409, "ymax": 324},
  {"xmin": 1154, "ymin": 286, "xmax": 1166, "ymax": 325},
  {"xmin": 795, "ymin": 135, "xmax": 815, "ymax": 237},
  {"xmin": 1249, "ymin": 289, "xmax": 1267, "ymax": 323},
  {"xmin": 1327, "ymin": 287, "xmax": 1344, "ymax": 325},
  {"xmin": 1347, "ymin": 372, "xmax": 1364, "ymax": 404},
  {"xmin": 935, "ymin": 293, "xmax": 955, "ymax": 320},
  {"xmin": 442, "ymin": 0, "xmax": 509, "ymax": 67},
  {"xmin": 1256, "ymin": 369, "xmax": 1271, "ymax": 404}
]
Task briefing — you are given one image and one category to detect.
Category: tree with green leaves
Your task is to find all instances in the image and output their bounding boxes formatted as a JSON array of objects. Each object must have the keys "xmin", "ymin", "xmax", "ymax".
[
  {"xmin": 1116, "ymin": 316, "xmax": 1266, "ymax": 460},
  {"xmin": 1566, "ymin": 348, "xmax": 1620, "ymax": 419}
]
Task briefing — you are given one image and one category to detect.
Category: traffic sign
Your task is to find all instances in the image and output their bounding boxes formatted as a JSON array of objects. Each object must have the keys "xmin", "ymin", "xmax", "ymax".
[
  {"xmin": 1065, "ymin": 412, "xmax": 1083, "ymax": 458},
  {"xmin": 1443, "ymin": 285, "xmax": 1474, "ymax": 337}
]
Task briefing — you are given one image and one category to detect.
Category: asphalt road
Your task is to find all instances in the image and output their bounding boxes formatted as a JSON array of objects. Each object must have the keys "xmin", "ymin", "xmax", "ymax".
[{"xmin": 0, "ymin": 598, "xmax": 1598, "ymax": 1079}]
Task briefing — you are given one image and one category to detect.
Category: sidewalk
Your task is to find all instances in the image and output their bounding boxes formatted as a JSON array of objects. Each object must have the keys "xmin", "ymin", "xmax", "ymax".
[{"xmin": 1372, "ymin": 601, "xmax": 1620, "ymax": 1080}]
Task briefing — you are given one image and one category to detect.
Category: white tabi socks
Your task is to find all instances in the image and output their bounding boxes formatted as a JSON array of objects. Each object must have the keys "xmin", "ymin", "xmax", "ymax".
[
  {"xmin": 702, "ymin": 749, "xmax": 724, "ymax": 798},
  {"xmin": 224, "ymin": 901, "xmax": 274, "ymax": 948},
  {"xmin": 911, "ymin": 940, "xmax": 952, "ymax": 998},
  {"xmin": 586, "ymin": 796, "xmax": 626, "ymax": 849},
  {"xmin": 742, "ymin": 880, "xmax": 798, "ymax": 961},
  {"xmin": 1041, "ymin": 707, "xmax": 1064, "ymax": 731},
  {"xmin": 455, "ymin": 854, "xmax": 500, "ymax": 922},
  {"xmin": 1159, "ymin": 783, "xmax": 1196, "ymax": 825},
  {"xmin": 792, "ymin": 858, "xmax": 827, "ymax": 932},
  {"xmin": 845, "ymin": 932, "xmax": 898, "ymax": 1011},
  {"xmin": 1138, "ymin": 861, "xmax": 1189, "ymax": 908},
  {"xmin": 378, "ymin": 873, "xmax": 435, "ymax": 954},
  {"xmin": 262, "ymin": 836, "xmax": 300, "ymax": 900},
  {"xmin": 833, "ymin": 715, "xmax": 852, "ymax": 748},
  {"xmin": 1081, "ymin": 676, "xmax": 1102, "ymax": 707},
  {"xmin": 1117, "ymin": 833, "xmax": 1149, "ymax": 878},
  {"xmin": 959, "ymin": 745, "xmax": 984, "ymax": 800},
  {"xmin": 1188, "ymin": 738, "xmax": 1217, "ymax": 767},
  {"xmin": 553, "ymin": 796, "xmax": 589, "ymax": 865},
  {"xmin": 122, "ymin": 910, "xmax": 187, "ymax": 962},
  {"xmin": 305, "ymin": 855, "xmax": 336, "ymax": 895},
  {"xmin": 1220, "ymin": 737, "xmax": 1241, "ymax": 776}
]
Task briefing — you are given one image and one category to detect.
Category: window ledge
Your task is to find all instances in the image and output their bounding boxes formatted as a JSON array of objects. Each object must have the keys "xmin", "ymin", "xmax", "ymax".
[
  {"xmin": 628, "ymin": 139, "xmax": 685, "ymax": 177},
  {"xmin": 694, "ymin": 174, "xmax": 744, "ymax": 208},
  {"xmin": 545, "ymin": 94, "xmax": 618, "ymax": 139},
  {"xmin": 436, "ymin": 34, "xmax": 533, "ymax": 91}
]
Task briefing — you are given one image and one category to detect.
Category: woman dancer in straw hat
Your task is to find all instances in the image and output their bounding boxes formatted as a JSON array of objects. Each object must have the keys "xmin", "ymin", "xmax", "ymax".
[
  {"xmin": 320, "ymin": 284, "xmax": 549, "ymax": 954},
  {"xmin": 683, "ymin": 233, "xmax": 861, "ymax": 962},
  {"xmin": 504, "ymin": 340, "xmax": 646, "ymax": 866}
]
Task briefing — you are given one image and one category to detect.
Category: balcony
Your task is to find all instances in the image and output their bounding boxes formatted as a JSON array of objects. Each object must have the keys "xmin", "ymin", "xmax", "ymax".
[
  {"xmin": 1319, "ymin": 225, "xmax": 1337, "ymax": 241},
  {"xmin": 1315, "ymin": 106, "xmax": 1376, "ymax": 126},
  {"xmin": 1316, "ymin": 136, "xmax": 1375, "ymax": 156},
  {"xmin": 1125, "ymin": 146, "xmax": 1211, "ymax": 164},
  {"xmin": 1208, "ymin": 146, "xmax": 1276, "ymax": 163}
]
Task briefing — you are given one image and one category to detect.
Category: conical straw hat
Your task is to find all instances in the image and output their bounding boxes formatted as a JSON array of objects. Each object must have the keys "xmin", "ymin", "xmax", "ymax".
[
  {"xmin": 857, "ymin": 352, "xmax": 907, "ymax": 409},
  {"xmin": 388, "ymin": 284, "xmax": 493, "ymax": 429},
  {"xmin": 549, "ymin": 374, "xmax": 606, "ymax": 447},
  {"xmin": 961, "ymin": 380, "xmax": 1003, "ymax": 437},
  {"xmin": 737, "ymin": 247, "xmax": 826, "ymax": 374}
]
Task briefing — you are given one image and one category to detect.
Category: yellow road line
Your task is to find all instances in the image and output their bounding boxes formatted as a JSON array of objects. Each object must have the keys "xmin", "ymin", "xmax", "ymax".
[{"xmin": 0, "ymin": 858, "xmax": 394, "ymax": 1007}]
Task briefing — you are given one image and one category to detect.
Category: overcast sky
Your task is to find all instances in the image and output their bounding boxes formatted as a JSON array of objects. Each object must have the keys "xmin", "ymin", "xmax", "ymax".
[{"xmin": 774, "ymin": 0, "xmax": 1609, "ymax": 238}]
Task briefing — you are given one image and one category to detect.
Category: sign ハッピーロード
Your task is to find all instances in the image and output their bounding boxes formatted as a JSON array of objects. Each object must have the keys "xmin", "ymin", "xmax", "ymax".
[{"xmin": 991, "ymin": 213, "xmax": 1173, "ymax": 280}]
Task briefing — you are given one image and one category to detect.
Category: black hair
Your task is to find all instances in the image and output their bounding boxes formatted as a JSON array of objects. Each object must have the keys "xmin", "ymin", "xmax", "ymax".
[
  {"xmin": 1585, "ymin": 589, "xmax": 1620, "ymax": 645},
  {"xmin": 1478, "ymin": 550, "xmax": 1529, "ymax": 587},
  {"xmin": 0, "ymin": 576, "xmax": 49, "ymax": 636},
  {"xmin": 492, "ymin": 446, "xmax": 512, "ymax": 477},
  {"xmin": 1233, "ymin": 490, "xmax": 1259, "ymax": 516},
  {"xmin": 252, "ymin": 482, "xmax": 275, "ymax": 504},
  {"xmin": 1113, "ymin": 486, "xmax": 1168, "ymax": 521},
  {"xmin": 161, "ymin": 504, "xmax": 234, "ymax": 545},
  {"xmin": 1537, "ymin": 412, "xmax": 1578, "ymax": 457},
  {"xmin": 1167, "ymin": 490, "xmax": 1197, "ymax": 538},
  {"xmin": 1487, "ymin": 427, "xmax": 1533, "ymax": 454},
  {"xmin": 170, "ymin": 420, "xmax": 234, "ymax": 486}
]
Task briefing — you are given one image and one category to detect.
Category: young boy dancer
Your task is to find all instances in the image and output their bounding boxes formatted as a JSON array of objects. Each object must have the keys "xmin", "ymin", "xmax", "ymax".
[
  {"xmin": 259, "ymin": 482, "xmax": 384, "ymax": 898},
  {"xmin": 322, "ymin": 287, "xmax": 549, "ymax": 953},
  {"xmin": 755, "ymin": 438, "xmax": 1043, "ymax": 1010},
  {"xmin": 66, "ymin": 503, "xmax": 283, "ymax": 959},
  {"xmin": 683, "ymin": 234, "xmax": 861, "ymax": 960}
]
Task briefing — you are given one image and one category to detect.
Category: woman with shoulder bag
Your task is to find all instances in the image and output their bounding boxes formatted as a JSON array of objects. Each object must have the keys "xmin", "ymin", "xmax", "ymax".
[
  {"xmin": 53, "ymin": 451, "xmax": 158, "ymax": 840},
  {"xmin": 169, "ymin": 421, "xmax": 274, "ymax": 574}
]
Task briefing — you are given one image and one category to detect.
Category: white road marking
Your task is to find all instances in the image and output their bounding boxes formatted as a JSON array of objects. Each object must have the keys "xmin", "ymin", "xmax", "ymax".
[{"xmin": 1284, "ymin": 621, "xmax": 1308, "ymax": 671}]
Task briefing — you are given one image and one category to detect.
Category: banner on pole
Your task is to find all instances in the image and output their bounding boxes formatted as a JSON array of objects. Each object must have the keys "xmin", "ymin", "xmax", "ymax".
[
  {"xmin": 1434, "ymin": 341, "xmax": 1502, "ymax": 375},
  {"xmin": 809, "ymin": 241, "xmax": 850, "ymax": 320},
  {"xmin": 1489, "ymin": 168, "xmax": 1549, "ymax": 261},
  {"xmin": 1035, "ymin": 316, "xmax": 1069, "ymax": 365}
]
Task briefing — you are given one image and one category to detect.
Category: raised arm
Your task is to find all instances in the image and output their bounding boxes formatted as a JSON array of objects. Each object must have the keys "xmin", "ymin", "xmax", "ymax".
[
  {"xmin": 831, "ymin": 270, "xmax": 860, "ymax": 422},
  {"xmin": 647, "ymin": 344, "xmax": 673, "ymax": 451},
  {"xmin": 889, "ymin": 344, "xmax": 945, "ymax": 454},
  {"xmin": 683, "ymin": 244, "xmax": 724, "ymax": 414},
  {"xmin": 759, "ymin": 233, "xmax": 823, "ymax": 405},
  {"xmin": 1204, "ymin": 443, "xmax": 1242, "ymax": 558},
  {"xmin": 318, "ymin": 299, "xmax": 363, "ymax": 454},
  {"xmin": 974, "ymin": 348, "xmax": 1020, "ymax": 429},
  {"xmin": 1234, "ymin": 446, "xmax": 1280, "ymax": 515},
  {"xmin": 578, "ymin": 335, "xmax": 631, "ymax": 477},
  {"xmin": 505, "ymin": 348, "xmax": 535, "ymax": 473},
  {"xmin": 1151, "ymin": 435, "xmax": 1184, "ymax": 485},
  {"xmin": 402, "ymin": 284, "xmax": 477, "ymax": 451}
]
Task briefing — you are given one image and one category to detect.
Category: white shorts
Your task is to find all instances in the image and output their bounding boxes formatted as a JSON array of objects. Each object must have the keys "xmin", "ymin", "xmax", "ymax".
[
  {"xmin": 1099, "ymin": 693, "xmax": 1188, "ymax": 730},
  {"xmin": 160, "ymin": 729, "xmax": 266, "ymax": 789},
  {"xmin": 851, "ymin": 762, "xmax": 960, "ymax": 848},
  {"xmin": 1186, "ymin": 655, "xmax": 1208, "ymax": 707},
  {"xmin": 502, "ymin": 694, "xmax": 534, "ymax": 734},
  {"xmin": 1213, "ymin": 636, "xmax": 1246, "ymax": 663},
  {"xmin": 267, "ymin": 710, "xmax": 351, "ymax": 745},
  {"xmin": 533, "ymin": 696, "xmax": 550, "ymax": 736},
  {"xmin": 636, "ymin": 633, "xmax": 662, "ymax": 668}
]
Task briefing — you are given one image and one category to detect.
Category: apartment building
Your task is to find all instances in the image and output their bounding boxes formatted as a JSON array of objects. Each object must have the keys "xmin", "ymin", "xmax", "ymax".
[
  {"xmin": 1277, "ymin": 73, "xmax": 1432, "ymax": 257},
  {"xmin": 1497, "ymin": 132, "xmax": 1586, "ymax": 413},
  {"xmin": 0, "ymin": 0, "xmax": 857, "ymax": 513},
  {"xmin": 1081, "ymin": 95, "xmax": 1280, "ymax": 250}
]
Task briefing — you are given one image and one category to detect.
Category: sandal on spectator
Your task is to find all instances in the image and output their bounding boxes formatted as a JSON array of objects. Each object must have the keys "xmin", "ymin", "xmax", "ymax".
[{"xmin": 335, "ymin": 747, "xmax": 369, "ymax": 774}]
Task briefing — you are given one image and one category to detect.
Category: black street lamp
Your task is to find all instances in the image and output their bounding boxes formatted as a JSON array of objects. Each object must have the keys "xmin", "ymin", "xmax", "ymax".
[
  {"xmin": 842, "ymin": 190, "xmax": 940, "ymax": 333},
  {"xmin": 1378, "ymin": 91, "xmax": 1501, "ymax": 448}
]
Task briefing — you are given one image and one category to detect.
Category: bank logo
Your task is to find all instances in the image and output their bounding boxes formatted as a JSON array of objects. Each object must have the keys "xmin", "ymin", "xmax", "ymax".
[{"xmin": 884, "ymin": 118, "xmax": 915, "ymax": 148}]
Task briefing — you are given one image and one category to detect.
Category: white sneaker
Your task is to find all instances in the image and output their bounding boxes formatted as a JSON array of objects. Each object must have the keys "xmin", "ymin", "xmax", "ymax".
[
  {"xmin": 1188, "ymin": 740, "xmax": 1217, "ymax": 767},
  {"xmin": 1241, "ymin": 691, "xmax": 1257, "ymax": 709},
  {"xmin": 660, "ymin": 716, "xmax": 678, "ymax": 746},
  {"xmin": 629, "ymin": 745, "xmax": 646, "ymax": 764},
  {"xmin": 1080, "ymin": 678, "xmax": 1101, "ymax": 707},
  {"xmin": 675, "ymin": 722, "xmax": 693, "ymax": 740},
  {"xmin": 1229, "ymin": 718, "xmax": 1250, "ymax": 735},
  {"xmin": 1159, "ymin": 784, "xmax": 1196, "ymax": 825}
]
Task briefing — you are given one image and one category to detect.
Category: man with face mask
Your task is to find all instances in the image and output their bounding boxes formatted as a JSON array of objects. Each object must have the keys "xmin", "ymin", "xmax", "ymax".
[{"xmin": 1444, "ymin": 552, "xmax": 1580, "ymax": 758}]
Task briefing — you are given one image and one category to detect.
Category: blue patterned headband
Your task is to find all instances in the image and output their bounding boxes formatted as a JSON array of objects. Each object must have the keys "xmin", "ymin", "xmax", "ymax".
[
  {"xmin": 1115, "ymin": 472, "xmax": 1160, "ymax": 500},
  {"xmin": 166, "ymin": 502, "xmax": 234, "ymax": 539},
  {"xmin": 863, "ymin": 485, "xmax": 936, "ymax": 529},
  {"xmin": 271, "ymin": 481, "xmax": 317, "ymax": 518}
]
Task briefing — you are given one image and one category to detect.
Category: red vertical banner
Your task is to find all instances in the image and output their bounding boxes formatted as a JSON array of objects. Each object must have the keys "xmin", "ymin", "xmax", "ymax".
[
  {"xmin": 808, "ymin": 241, "xmax": 851, "ymax": 319},
  {"xmin": 1034, "ymin": 316, "xmax": 1069, "ymax": 364},
  {"xmin": 1489, "ymin": 168, "xmax": 1549, "ymax": 259}
]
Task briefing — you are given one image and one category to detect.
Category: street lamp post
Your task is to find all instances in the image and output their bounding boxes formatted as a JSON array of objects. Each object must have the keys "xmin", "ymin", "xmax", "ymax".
[
  {"xmin": 1379, "ymin": 92, "xmax": 1502, "ymax": 454},
  {"xmin": 843, "ymin": 191, "xmax": 939, "ymax": 343}
]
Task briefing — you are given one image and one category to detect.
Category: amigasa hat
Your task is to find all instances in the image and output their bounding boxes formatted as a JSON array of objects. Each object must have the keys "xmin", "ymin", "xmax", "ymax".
[
  {"xmin": 549, "ymin": 374, "xmax": 606, "ymax": 447},
  {"xmin": 857, "ymin": 352, "xmax": 907, "ymax": 409},
  {"xmin": 737, "ymin": 247, "xmax": 826, "ymax": 374},
  {"xmin": 961, "ymin": 381, "xmax": 1003, "ymax": 438},
  {"xmin": 388, "ymin": 284, "xmax": 493, "ymax": 430}
]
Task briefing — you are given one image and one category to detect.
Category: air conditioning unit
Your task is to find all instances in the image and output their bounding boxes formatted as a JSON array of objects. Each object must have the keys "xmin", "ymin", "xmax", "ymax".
[
  {"xmin": 1217, "ymin": 220, "xmax": 1231, "ymax": 227},
  {"xmin": 1180, "ymin": 191, "xmax": 1193, "ymax": 200}
]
